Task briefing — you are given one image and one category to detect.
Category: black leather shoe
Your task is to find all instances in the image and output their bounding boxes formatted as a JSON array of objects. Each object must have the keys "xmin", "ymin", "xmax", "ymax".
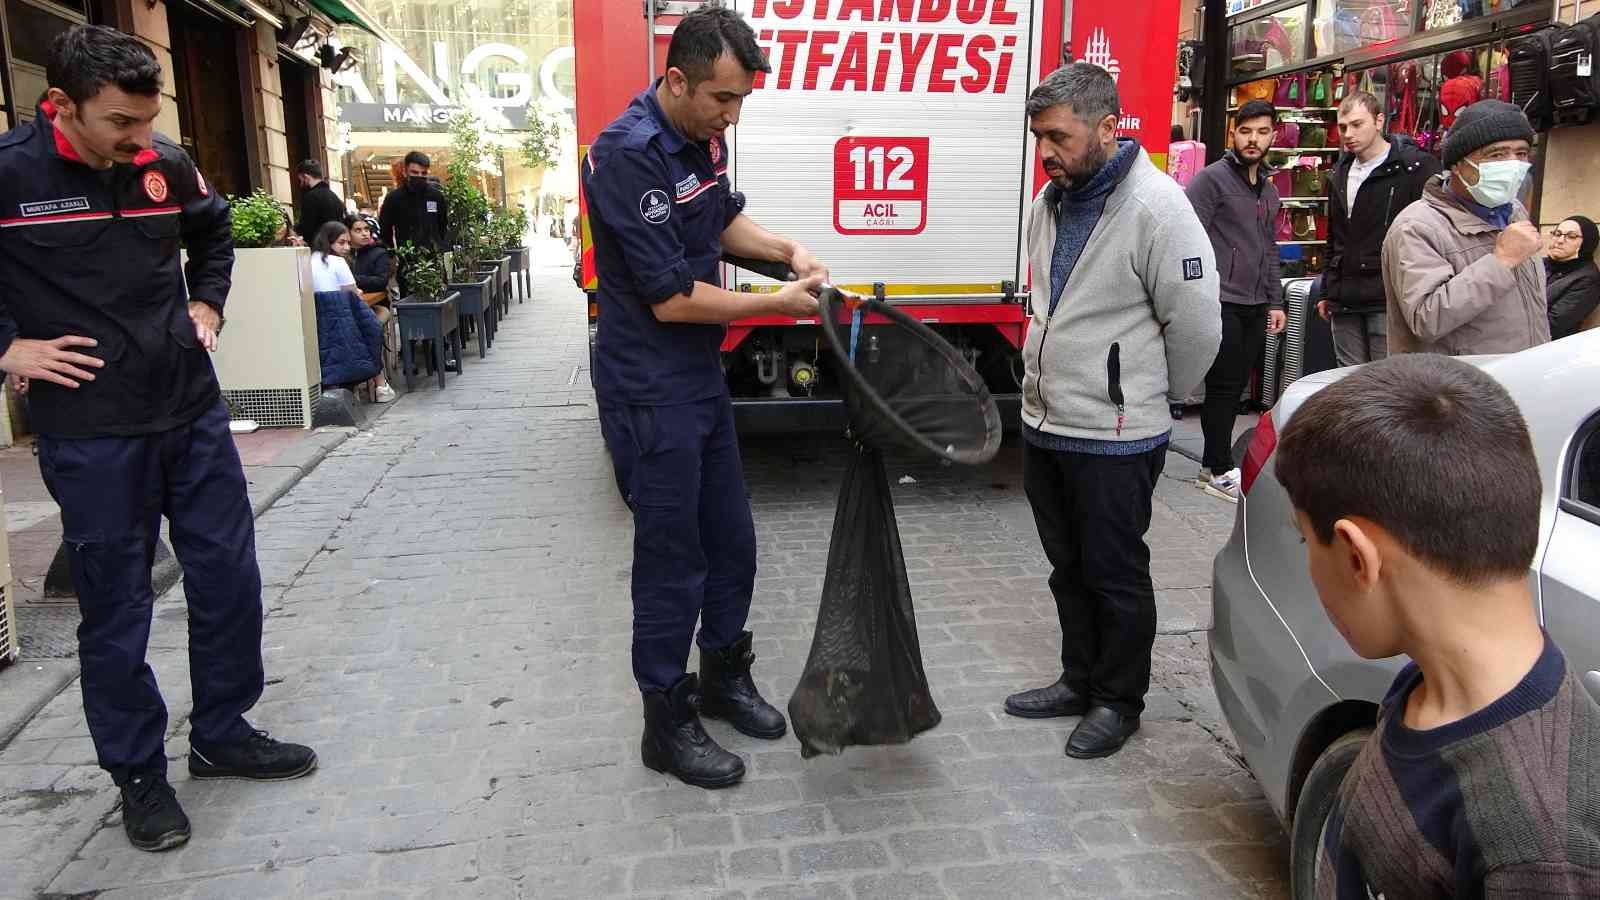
[
  {"xmin": 190, "ymin": 730, "xmax": 317, "ymax": 781},
  {"xmin": 642, "ymin": 674, "xmax": 746, "ymax": 789},
  {"xmin": 1065, "ymin": 706, "xmax": 1140, "ymax": 759},
  {"xmin": 699, "ymin": 631, "xmax": 788, "ymax": 739},
  {"xmin": 1004, "ymin": 677, "xmax": 1089, "ymax": 719},
  {"xmin": 120, "ymin": 774, "xmax": 190, "ymax": 852}
]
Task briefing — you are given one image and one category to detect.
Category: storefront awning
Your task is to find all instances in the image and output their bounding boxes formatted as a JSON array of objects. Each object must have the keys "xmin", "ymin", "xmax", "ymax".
[{"xmin": 306, "ymin": 0, "xmax": 403, "ymax": 49}]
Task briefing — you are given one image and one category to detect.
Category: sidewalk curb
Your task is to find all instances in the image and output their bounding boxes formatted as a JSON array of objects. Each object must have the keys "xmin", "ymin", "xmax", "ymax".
[{"xmin": 0, "ymin": 426, "xmax": 356, "ymax": 751}]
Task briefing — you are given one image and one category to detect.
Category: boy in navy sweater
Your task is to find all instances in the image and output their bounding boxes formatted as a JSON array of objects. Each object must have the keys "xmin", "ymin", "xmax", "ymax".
[{"xmin": 1274, "ymin": 354, "xmax": 1600, "ymax": 898}]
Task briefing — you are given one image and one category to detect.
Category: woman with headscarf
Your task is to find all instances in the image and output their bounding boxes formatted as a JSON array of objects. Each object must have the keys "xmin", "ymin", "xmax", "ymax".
[{"xmin": 1546, "ymin": 215, "xmax": 1600, "ymax": 340}]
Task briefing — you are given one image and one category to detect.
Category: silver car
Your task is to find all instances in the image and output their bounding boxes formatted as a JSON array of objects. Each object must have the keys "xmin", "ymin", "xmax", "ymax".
[{"xmin": 1209, "ymin": 329, "xmax": 1600, "ymax": 898}]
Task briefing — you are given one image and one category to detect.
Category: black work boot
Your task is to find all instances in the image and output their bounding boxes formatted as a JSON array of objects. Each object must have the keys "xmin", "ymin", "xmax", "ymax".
[
  {"xmin": 642, "ymin": 674, "xmax": 746, "ymax": 789},
  {"xmin": 189, "ymin": 730, "xmax": 318, "ymax": 781},
  {"xmin": 698, "ymin": 631, "xmax": 788, "ymax": 739},
  {"xmin": 120, "ymin": 774, "xmax": 191, "ymax": 852}
]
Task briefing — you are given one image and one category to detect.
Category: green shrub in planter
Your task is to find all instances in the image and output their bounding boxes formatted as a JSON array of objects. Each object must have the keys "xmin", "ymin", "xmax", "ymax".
[
  {"xmin": 396, "ymin": 242, "xmax": 445, "ymax": 301},
  {"xmin": 230, "ymin": 189, "xmax": 287, "ymax": 248}
]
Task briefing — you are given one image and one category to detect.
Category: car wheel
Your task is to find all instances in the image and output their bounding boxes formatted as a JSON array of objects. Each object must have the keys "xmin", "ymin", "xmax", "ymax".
[{"xmin": 1290, "ymin": 727, "xmax": 1372, "ymax": 899}]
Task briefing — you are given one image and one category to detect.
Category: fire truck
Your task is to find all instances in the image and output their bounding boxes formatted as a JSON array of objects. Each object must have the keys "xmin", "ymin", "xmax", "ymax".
[{"xmin": 573, "ymin": 0, "xmax": 1178, "ymax": 431}]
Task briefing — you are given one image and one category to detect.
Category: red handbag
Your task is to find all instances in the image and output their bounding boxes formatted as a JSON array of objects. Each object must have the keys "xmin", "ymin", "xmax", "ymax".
[
  {"xmin": 1275, "ymin": 122, "xmax": 1301, "ymax": 147},
  {"xmin": 1275, "ymin": 208, "xmax": 1294, "ymax": 241}
]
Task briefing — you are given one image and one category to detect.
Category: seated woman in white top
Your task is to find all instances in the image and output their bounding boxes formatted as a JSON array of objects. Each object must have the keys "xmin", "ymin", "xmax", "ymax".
[{"xmin": 311, "ymin": 222, "xmax": 395, "ymax": 402}]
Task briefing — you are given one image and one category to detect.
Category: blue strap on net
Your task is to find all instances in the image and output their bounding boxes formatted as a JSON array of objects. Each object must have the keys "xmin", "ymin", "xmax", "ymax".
[{"xmin": 848, "ymin": 303, "xmax": 864, "ymax": 363}]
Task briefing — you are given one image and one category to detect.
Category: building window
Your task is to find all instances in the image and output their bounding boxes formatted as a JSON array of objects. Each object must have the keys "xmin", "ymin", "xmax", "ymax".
[{"xmin": 1316, "ymin": 1, "xmax": 1416, "ymax": 56}]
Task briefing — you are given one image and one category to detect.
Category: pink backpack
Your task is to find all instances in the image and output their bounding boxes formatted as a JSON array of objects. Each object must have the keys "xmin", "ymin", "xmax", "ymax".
[{"xmin": 1167, "ymin": 141, "xmax": 1206, "ymax": 187}]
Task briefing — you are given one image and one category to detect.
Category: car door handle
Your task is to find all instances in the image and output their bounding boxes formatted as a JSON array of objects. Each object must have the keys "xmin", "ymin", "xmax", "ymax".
[{"xmin": 1585, "ymin": 671, "xmax": 1600, "ymax": 706}]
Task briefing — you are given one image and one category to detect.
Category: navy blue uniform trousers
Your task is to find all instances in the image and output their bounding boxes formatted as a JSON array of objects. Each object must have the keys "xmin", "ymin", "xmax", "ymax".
[
  {"xmin": 598, "ymin": 394, "xmax": 757, "ymax": 693},
  {"xmin": 38, "ymin": 400, "xmax": 263, "ymax": 784}
]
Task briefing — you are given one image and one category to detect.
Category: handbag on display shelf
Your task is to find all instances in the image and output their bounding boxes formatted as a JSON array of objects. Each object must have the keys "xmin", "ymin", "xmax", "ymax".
[
  {"xmin": 1315, "ymin": 214, "xmax": 1329, "ymax": 240},
  {"xmin": 1275, "ymin": 122, "xmax": 1301, "ymax": 147},
  {"xmin": 1275, "ymin": 207, "xmax": 1294, "ymax": 241},
  {"xmin": 1326, "ymin": 123, "xmax": 1341, "ymax": 148},
  {"xmin": 1308, "ymin": 71, "xmax": 1334, "ymax": 107},
  {"xmin": 1272, "ymin": 169, "xmax": 1293, "ymax": 196},
  {"xmin": 1291, "ymin": 210, "xmax": 1318, "ymax": 241},
  {"xmin": 1361, "ymin": 4, "xmax": 1405, "ymax": 44},
  {"xmin": 1235, "ymin": 78, "xmax": 1276, "ymax": 106},
  {"xmin": 1292, "ymin": 163, "xmax": 1328, "ymax": 197},
  {"xmin": 1275, "ymin": 72, "xmax": 1307, "ymax": 107},
  {"xmin": 1299, "ymin": 125, "xmax": 1329, "ymax": 148}
]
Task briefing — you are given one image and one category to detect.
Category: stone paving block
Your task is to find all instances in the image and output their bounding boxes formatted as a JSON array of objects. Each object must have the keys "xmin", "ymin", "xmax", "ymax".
[
  {"xmin": 751, "ymin": 883, "xmax": 849, "ymax": 900},
  {"xmin": 673, "ymin": 815, "xmax": 735, "ymax": 848},
  {"xmin": 1115, "ymin": 849, "xmax": 1235, "ymax": 894},
  {"xmin": 728, "ymin": 846, "xmax": 785, "ymax": 882},
  {"xmin": 887, "ymin": 827, "xmax": 991, "ymax": 867},
  {"xmin": 631, "ymin": 851, "xmax": 724, "ymax": 892},
  {"xmin": 941, "ymin": 860, "xmax": 1065, "ymax": 900},
  {"xmin": 786, "ymin": 839, "xmax": 891, "ymax": 877},
  {"xmin": 852, "ymin": 871, "xmax": 951, "ymax": 899},
  {"xmin": 737, "ymin": 804, "xmax": 827, "ymax": 843},
  {"xmin": 825, "ymin": 797, "xmax": 917, "ymax": 834},
  {"xmin": 990, "ymin": 817, "xmax": 1088, "ymax": 857}
]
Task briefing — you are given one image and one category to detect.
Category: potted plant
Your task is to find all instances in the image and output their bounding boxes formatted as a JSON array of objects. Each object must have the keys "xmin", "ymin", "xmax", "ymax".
[
  {"xmin": 209, "ymin": 188, "xmax": 320, "ymax": 428},
  {"xmin": 395, "ymin": 243, "xmax": 446, "ymax": 303}
]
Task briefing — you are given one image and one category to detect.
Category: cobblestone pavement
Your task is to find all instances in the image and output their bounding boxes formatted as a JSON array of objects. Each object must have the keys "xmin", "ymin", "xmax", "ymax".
[{"xmin": 0, "ymin": 268, "xmax": 1289, "ymax": 899}]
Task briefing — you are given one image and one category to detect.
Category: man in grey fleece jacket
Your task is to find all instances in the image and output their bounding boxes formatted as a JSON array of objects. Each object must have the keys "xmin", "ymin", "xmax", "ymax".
[{"xmin": 1002, "ymin": 64, "xmax": 1221, "ymax": 760}]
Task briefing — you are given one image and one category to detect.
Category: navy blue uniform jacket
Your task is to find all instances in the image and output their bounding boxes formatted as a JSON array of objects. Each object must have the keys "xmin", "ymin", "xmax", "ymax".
[
  {"xmin": 581, "ymin": 82, "xmax": 747, "ymax": 405},
  {"xmin": 0, "ymin": 104, "xmax": 233, "ymax": 438}
]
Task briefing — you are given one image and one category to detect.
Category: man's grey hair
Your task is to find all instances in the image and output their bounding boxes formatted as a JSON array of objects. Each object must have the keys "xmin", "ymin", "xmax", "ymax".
[{"xmin": 1026, "ymin": 62, "xmax": 1120, "ymax": 124}]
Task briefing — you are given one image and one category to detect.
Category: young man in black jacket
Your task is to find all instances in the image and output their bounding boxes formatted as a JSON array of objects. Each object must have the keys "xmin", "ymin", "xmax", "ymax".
[
  {"xmin": 378, "ymin": 150, "xmax": 450, "ymax": 252},
  {"xmin": 1184, "ymin": 99, "xmax": 1286, "ymax": 503},
  {"xmin": 0, "ymin": 26, "xmax": 314, "ymax": 852},
  {"xmin": 1319, "ymin": 91, "xmax": 1441, "ymax": 364},
  {"xmin": 294, "ymin": 159, "xmax": 344, "ymax": 245}
]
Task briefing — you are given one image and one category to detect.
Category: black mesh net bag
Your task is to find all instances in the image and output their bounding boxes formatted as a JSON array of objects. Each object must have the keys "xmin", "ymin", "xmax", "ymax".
[{"xmin": 787, "ymin": 288, "xmax": 1002, "ymax": 757}]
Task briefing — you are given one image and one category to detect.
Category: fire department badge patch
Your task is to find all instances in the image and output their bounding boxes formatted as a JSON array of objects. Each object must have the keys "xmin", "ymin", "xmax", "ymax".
[
  {"xmin": 142, "ymin": 170, "xmax": 169, "ymax": 203},
  {"xmin": 709, "ymin": 136, "xmax": 722, "ymax": 165}
]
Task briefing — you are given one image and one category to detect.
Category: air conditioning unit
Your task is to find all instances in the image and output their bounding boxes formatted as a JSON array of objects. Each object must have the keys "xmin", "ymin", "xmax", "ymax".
[{"xmin": 206, "ymin": 247, "xmax": 322, "ymax": 428}]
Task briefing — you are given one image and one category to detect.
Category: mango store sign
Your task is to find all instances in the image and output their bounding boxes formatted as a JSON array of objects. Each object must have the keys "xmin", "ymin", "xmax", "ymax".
[{"xmin": 336, "ymin": 41, "xmax": 575, "ymax": 130}]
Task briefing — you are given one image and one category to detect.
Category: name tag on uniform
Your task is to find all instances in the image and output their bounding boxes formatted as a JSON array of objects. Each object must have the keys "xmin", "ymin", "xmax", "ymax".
[{"xmin": 427, "ymin": 201, "xmax": 439, "ymax": 213}]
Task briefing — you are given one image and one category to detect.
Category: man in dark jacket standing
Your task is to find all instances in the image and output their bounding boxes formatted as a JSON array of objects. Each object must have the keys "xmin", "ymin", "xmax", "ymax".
[
  {"xmin": 0, "ymin": 26, "xmax": 314, "ymax": 853},
  {"xmin": 378, "ymin": 150, "xmax": 450, "ymax": 252},
  {"xmin": 294, "ymin": 159, "xmax": 344, "ymax": 245},
  {"xmin": 1184, "ymin": 99, "xmax": 1286, "ymax": 503},
  {"xmin": 1319, "ymin": 91, "xmax": 1441, "ymax": 364}
]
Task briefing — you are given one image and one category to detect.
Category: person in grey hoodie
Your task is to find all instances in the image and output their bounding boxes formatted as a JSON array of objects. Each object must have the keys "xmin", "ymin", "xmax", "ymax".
[
  {"xmin": 1184, "ymin": 99, "xmax": 1286, "ymax": 503},
  {"xmin": 1002, "ymin": 63, "xmax": 1221, "ymax": 760}
]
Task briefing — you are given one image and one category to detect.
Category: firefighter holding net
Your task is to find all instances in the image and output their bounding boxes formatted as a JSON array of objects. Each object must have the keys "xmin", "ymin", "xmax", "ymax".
[{"xmin": 582, "ymin": 5, "xmax": 828, "ymax": 790}]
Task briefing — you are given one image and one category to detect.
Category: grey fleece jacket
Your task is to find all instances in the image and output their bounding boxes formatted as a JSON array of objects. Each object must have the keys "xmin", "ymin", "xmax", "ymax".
[{"xmin": 1022, "ymin": 148, "xmax": 1222, "ymax": 443}]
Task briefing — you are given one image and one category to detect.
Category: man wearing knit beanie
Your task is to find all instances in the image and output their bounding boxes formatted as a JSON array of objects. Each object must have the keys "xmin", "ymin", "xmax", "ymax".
[{"xmin": 1381, "ymin": 99, "xmax": 1550, "ymax": 356}]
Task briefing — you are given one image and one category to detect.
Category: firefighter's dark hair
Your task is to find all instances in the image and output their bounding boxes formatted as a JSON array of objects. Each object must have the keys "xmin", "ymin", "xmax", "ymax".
[
  {"xmin": 48, "ymin": 25, "xmax": 162, "ymax": 105},
  {"xmin": 665, "ymin": 3, "xmax": 771, "ymax": 89},
  {"xmin": 1275, "ymin": 354, "xmax": 1541, "ymax": 586}
]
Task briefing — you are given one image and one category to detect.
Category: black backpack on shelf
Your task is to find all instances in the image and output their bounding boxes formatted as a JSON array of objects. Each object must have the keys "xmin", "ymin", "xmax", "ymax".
[
  {"xmin": 1549, "ymin": 13, "xmax": 1600, "ymax": 123},
  {"xmin": 1509, "ymin": 29, "xmax": 1556, "ymax": 129}
]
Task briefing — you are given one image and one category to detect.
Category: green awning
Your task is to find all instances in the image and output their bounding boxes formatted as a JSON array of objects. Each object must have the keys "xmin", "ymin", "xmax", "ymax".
[{"xmin": 306, "ymin": 0, "xmax": 403, "ymax": 48}]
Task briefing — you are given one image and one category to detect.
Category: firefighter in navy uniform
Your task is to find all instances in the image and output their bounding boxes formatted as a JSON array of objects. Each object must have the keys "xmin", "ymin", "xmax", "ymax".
[
  {"xmin": 582, "ymin": 6, "xmax": 826, "ymax": 789},
  {"xmin": 0, "ymin": 26, "xmax": 315, "ymax": 852}
]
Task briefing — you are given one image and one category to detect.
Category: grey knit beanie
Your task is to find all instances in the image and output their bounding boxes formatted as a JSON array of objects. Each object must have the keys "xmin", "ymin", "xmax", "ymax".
[{"xmin": 1442, "ymin": 99, "xmax": 1535, "ymax": 168}]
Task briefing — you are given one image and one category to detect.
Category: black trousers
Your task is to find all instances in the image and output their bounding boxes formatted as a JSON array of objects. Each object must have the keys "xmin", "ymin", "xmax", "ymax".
[
  {"xmin": 1201, "ymin": 302, "xmax": 1268, "ymax": 475},
  {"xmin": 1023, "ymin": 441, "xmax": 1166, "ymax": 716}
]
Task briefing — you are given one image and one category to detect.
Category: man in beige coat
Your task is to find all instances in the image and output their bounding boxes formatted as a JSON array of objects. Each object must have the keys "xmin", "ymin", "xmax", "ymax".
[{"xmin": 1382, "ymin": 100, "xmax": 1549, "ymax": 356}]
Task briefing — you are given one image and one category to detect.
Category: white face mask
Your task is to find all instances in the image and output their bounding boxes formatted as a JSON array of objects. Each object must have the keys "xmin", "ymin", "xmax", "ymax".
[{"xmin": 1460, "ymin": 158, "xmax": 1532, "ymax": 208}]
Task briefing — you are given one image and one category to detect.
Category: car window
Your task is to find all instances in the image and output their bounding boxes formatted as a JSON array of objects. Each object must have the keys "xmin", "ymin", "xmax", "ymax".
[{"xmin": 1572, "ymin": 414, "xmax": 1600, "ymax": 511}]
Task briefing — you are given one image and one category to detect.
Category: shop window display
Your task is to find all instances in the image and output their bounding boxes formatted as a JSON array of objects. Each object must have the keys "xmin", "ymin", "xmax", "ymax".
[
  {"xmin": 1316, "ymin": 0, "xmax": 1416, "ymax": 56},
  {"xmin": 1231, "ymin": 4, "xmax": 1309, "ymax": 75},
  {"xmin": 1423, "ymin": 0, "xmax": 1540, "ymax": 30}
]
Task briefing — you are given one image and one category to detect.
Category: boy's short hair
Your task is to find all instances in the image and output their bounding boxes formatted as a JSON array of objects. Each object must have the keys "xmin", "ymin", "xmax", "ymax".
[{"xmin": 1275, "ymin": 354, "xmax": 1541, "ymax": 585}]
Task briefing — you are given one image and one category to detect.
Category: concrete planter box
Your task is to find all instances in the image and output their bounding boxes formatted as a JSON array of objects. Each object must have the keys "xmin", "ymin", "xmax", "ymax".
[{"xmin": 209, "ymin": 247, "xmax": 320, "ymax": 428}]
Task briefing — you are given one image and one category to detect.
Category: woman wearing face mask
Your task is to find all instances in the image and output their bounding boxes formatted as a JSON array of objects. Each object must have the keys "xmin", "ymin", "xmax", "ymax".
[
  {"xmin": 1545, "ymin": 215, "xmax": 1599, "ymax": 340},
  {"xmin": 1381, "ymin": 100, "xmax": 1550, "ymax": 357},
  {"xmin": 310, "ymin": 222, "xmax": 395, "ymax": 402}
]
